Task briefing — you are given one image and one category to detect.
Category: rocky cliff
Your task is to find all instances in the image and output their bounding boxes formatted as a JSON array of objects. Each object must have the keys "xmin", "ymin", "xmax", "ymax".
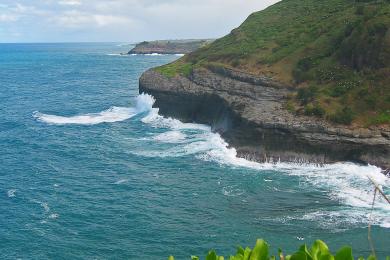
[{"xmin": 139, "ymin": 67, "xmax": 390, "ymax": 169}]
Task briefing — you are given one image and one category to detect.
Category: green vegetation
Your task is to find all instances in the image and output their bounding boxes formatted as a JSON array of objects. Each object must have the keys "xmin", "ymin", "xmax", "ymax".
[
  {"xmin": 157, "ymin": 0, "xmax": 390, "ymax": 126},
  {"xmin": 168, "ymin": 239, "xmax": 389, "ymax": 260},
  {"xmin": 155, "ymin": 61, "xmax": 194, "ymax": 78}
]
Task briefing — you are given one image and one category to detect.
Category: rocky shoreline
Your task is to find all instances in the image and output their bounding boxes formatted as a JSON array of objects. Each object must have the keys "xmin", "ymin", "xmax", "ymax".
[{"xmin": 139, "ymin": 68, "xmax": 390, "ymax": 170}]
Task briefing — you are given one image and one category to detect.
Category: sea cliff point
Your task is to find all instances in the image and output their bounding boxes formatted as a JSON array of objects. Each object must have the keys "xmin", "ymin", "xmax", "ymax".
[{"xmin": 139, "ymin": 0, "xmax": 390, "ymax": 168}]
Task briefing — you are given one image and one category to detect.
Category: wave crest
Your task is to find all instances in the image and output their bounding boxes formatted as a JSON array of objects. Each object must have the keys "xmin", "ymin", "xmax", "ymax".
[{"xmin": 33, "ymin": 93, "xmax": 154, "ymax": 125}]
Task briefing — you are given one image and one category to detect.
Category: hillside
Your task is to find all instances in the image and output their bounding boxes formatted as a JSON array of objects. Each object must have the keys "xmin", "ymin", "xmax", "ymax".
[
  {"xmin": 127, "ymin": 39, "xmax": 213, "ymax": 55},
  {"xmin": 156, "ymin": 0, "xmax": 390, "ymax": 126}
]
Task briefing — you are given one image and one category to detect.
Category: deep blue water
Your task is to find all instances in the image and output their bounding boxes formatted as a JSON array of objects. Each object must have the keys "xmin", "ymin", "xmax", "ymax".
[{"xmin": 0, "ymin": 43, "xmax": 389, "ymax": 259}]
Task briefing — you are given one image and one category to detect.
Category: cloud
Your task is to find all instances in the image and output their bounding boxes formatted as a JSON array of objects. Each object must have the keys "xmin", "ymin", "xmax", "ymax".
[
  {"xmin": 0, "ymin": 0, "xmax": 280, "ymax": 42},
  {"xmin": 58, "ymin": 0, "xmax": 82, "ymax": 6},
  {"xmin": 53, "ymin": 10, "xmax": 136, "ymax": 28},
  {"xmin": 0, "ymin": 14, "xmax": 19, "ymax": 22}
]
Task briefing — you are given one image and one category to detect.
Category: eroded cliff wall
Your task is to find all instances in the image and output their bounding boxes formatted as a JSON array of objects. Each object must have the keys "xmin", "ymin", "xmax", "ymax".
[{"xmin": 139, "ymin": 68, "xmax": 390, "ymax": 168}]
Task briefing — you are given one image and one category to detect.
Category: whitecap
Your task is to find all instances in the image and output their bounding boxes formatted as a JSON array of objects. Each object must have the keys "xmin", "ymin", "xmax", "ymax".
[
  {"xmin": 153, "ymin": 131, "xmax": 187, "ymax": 143},
  {"xmin": 222, "ymin": 185, "xmax": 245, "ymax": 197},
  {"xmin": 7, "ymin": 189, "xmax": 16, "ymax": 198},
  {"xmin": 48, "ymin": 213, "xmax": 59, "ymax": 219},
  {"xmin": 141, "ymin": 107, "xmax": 210, "ymax": 131},
  {"xmin": 41, "ymin": 202, "xmax": 50, "ymax": 212},
  {"xmin": 145, "ymin": 53, "xmax": 163, "ymax": 56},
  {"xmin": 114, "ymin": 179, "xmax": 128, "ymax": 185},
  {"xmin": 33, "ymin": 93, "xmax": 154, "ymax": 125}
]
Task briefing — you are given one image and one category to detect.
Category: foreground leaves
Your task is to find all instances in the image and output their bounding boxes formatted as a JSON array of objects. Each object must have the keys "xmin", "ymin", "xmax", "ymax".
[{"xmin": 168, "ymin": 239, "xmax": 388, "ymax": 260}]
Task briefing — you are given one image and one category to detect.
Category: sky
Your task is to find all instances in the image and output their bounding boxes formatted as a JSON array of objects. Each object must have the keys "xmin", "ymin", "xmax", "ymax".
[{"xmin": 0, "ymin": 0, "xmax": 279, "ymax": 43}]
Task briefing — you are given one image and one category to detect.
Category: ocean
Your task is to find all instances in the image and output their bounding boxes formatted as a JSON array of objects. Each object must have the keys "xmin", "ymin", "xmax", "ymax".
[{"xmin": 0, "ymin": 43, "xmax": 389, "ymax": 259}]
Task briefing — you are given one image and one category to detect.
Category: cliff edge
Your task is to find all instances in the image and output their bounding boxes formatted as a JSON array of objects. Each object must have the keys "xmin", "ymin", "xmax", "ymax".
[{"xmin": 140, "ymin": 67, "xmax": 390, "ymax": 168}]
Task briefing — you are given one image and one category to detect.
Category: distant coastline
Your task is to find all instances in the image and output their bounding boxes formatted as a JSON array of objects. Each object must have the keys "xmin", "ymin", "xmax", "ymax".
[{"xmin": 127, "ymin": 39, "xmax": 213, "ymax": 55}]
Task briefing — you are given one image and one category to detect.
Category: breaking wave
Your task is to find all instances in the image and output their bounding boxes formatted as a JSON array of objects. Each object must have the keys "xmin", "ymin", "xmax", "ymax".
[
  {"xmin": 33, "ymin": 93, "xmax": 154, "ymax": 125},
  {"xmin": 132, "ymin": 94, "xmax": 390, "ymax": 228},
  {"xmin": 33, "ymin": 93, "xmax": 390, "ymax": 227}
]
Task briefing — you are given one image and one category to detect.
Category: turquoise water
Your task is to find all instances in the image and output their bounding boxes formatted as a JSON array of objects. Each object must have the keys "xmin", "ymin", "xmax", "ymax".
[{"xmin": 0, "ymin": 43, "xmax": 389, "ymax": 259}]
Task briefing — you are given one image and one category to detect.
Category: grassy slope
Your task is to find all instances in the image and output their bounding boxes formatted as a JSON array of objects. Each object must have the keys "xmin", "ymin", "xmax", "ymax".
[{"xmin": 155, "ymin": 0, "xmax": 390, "ymax": 126}]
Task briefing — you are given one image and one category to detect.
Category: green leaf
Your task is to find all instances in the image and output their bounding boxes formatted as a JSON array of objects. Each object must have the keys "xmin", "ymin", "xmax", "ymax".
[
  {"xmin": 243, "ymin": 247, "xmax": 252, "ymax": 260},
  {"xmin": 367, "ymin": 255, "xmax": 376, "ymax": 260},
  {"xmin": 168, "ymin": 256, "xmax": 174, "ymax": 260},
  {"xmin": 319, "ymin": 253, "xmax": 334, "ymax": 260},
  {"xmin": 298, "ymin": 245, "xmax": 313, "ymax": 260},
  {"xmin": 249, "ymin": 239, "xmax": 269, "ymax": 260},
  {"xmin": 206, "ymin": 250, "xmax": 218, "ymax": 260},
  {"xmin": 335, "ymin": 247, "xmax": 353, "ymax": 260},
  {"xmin": 290, "ymin": 251, "xmax": 308, "ymax": 260},
  {"xmin": 191, "ymin": 256, "xmax": 200, "ymax": 260},
  {"xmin": 311, "ymin": 240, "xmax": 330, "ymax": 260},
  {"xmin": 231, "ymin": 254, "xmax": 244, "ymax": 260},
  {"xmin": 236, "ymin": 246, "xmax": 245, "ymax": 256},
  {"xmin": 218, "ymin": 256, "xmax": 225, "ymax": 260}
]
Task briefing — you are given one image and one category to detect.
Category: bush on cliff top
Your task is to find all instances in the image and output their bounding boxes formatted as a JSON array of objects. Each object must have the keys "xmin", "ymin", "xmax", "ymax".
[
  {"xmin": 168, "ymin": 239, "xmax": 389, "ymax": 260},
  {"xmin": 155, "ymin": 0, "xmax": 390, "ymax": 126}
]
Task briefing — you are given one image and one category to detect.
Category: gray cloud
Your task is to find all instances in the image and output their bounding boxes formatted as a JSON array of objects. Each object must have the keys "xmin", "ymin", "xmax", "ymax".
[{"xmin": 0, "ymin": 0, "xmax": 279, "ymax": 42}]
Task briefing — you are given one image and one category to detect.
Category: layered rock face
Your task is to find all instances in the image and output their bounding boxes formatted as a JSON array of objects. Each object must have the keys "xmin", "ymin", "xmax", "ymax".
[{"xmin": 139, "ymin": 68, "xmax": 390, "ymax": 169}]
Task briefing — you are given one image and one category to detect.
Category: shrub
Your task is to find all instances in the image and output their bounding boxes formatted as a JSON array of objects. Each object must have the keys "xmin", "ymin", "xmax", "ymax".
[
  {"xmin": 329, "ymin": 107, "xmax": 354, "ymax": 124},
  {"xmin": 305, "ymin": 103, "xmax": 325, "ymax": 117},
  {"xmin": 330, "ymin": 85, "xmax": 348, "ymax": 97},
  {"xmin": 355, "ymin": 5, "xmax": 365, "ymax": 15},
  {"xmin": 369, "ymin": 112, "xmax": 390, "ymax": 125},
  {"xmin": 297, "ymin": 86, "xmax": 318, "ymax": 105},
  {"xmin": 293, "ymin": 57, "xmax": 316, "ymax": 83}
]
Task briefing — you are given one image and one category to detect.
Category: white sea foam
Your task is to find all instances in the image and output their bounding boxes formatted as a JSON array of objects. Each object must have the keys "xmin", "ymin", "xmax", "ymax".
[
  {"xmin": 134, "ymin": 94, "xmax": 390, "ymax": 228},
  {"xmin": 33, "ymin": 93, "xmax": 153, "ymax": 125},
  {"xmin": 33, "ymin": 93, "xmax": 390, "ymax": 227},
  {"xmin": 49, "ymin": 213, "xmax": 59, "ymax": 219},
  {"xmin": 153, "ymin": 131, "xmax": 187, "ymax": 143},
  {"xmin": 175, "ymin": 54, "xmax": 185, "ymax": 57},
  {"xmin": 222, "ymin": 185, "xmax": 245, "ymax": 197},
  {"xmin": 7, "ymin": 189, "xmax": 16, "ymax": 198},
  {"xmin": 145, "ymin": 53, "xmax": 163, "ymax": 56},
  {"xmin": 114, "ymin": 179, "xmax": 128, "ymax": 184},
  {"xmin": 107, "ymin": 53, "xmax": 124, "ymax": 56},
  {"xmin": 41, "ymin": 202, "xmax": 50, "ymax": 212}
]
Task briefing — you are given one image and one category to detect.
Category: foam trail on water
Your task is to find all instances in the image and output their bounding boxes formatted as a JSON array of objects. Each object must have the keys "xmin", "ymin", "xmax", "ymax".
[
  {"xmin": 145, "ymin": 53, "xmax": 163, "ymax": 56},
  {"xmin": 106, "ymin": 53, "xmax": 127, "ymax": 57},
  {"xmin": 136, "ymin": 94, "xmax": 390, "ymax": 227},
  {"xmin": 153, "ymin": 131, "xmax": 187, "ymax": 143},
  {"xmin": 33, "ymin": 93, "xmax": 154, "ymax": 125}
]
